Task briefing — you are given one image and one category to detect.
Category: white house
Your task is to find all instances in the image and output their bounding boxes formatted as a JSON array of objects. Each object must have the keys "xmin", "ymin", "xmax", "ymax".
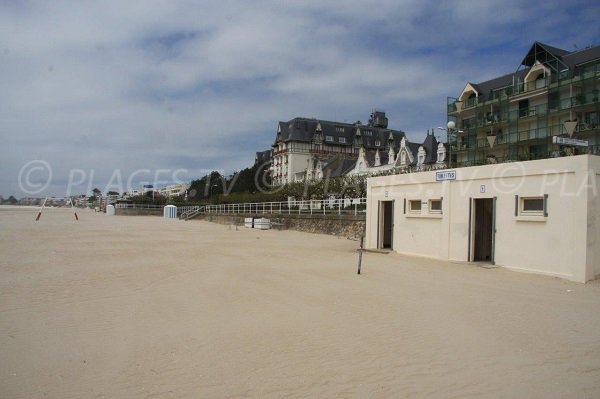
[{"xmin": 366, "ymin": 155, "xmax": 600, "ymax": 283}]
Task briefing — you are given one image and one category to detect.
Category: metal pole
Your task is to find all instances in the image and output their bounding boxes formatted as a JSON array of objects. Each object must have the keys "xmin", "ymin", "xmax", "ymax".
[
  {"xmin": 448, "ymin": 127, "xmax": 451, "ymax": 168},
  {"xmin": 357, "ymin": 236, "xmax": 364, "ymax": 275}
]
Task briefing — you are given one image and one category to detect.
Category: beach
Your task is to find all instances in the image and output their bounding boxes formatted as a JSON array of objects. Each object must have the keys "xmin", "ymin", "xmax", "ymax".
[{"xmin": 1, "ymin": 206, "xmax": 600, "ymax": 398}]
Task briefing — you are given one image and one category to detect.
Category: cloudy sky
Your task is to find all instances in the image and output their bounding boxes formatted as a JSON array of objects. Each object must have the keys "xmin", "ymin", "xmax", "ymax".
[{"xmin": 1, "ymin": 0, "xmax": 599, "ymax": 197}]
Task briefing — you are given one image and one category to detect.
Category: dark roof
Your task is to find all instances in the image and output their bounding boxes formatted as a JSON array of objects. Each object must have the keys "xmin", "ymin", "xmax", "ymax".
[
  {"xmin": 321, "ymin": 157, "xmax": 357, "ymax": 177},
  {"xmin": 407, "ymin": 141, "xmax": 420, "ymax": 156},
  {"xmin": 468, "ymin": 72, "xmax": 518, "ymax": 101},
  {"xmin": 520, "ymin": 42, "xmax": 571, "ymax": 68},
  {"xmin": 422, "ymin": 134, "xmax": 439, "ymax": 164},
  {"xmin": 562, "ymin": 45, "xmax": 600, "ymax": 69},
  {"xmin": 465, "ymin": 42, "xmax": 600, "ymax": 101},
  {"xmin": 255, "ymin": 149, "xmax": 272, "ymax": 164},
  {"xmin": 274, "ymin": 113, "xmax": 405, "ymax": 151}
]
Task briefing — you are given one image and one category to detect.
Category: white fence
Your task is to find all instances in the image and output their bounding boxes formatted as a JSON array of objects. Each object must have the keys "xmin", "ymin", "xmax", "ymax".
[
  {"xmin": 204, "ymin": 198, "xmax": 367, "ymax": 216},
  {"xmin": 115, "ymin": 199, "xmax": 367, "ymax": 217},
  {"xmin": 115, "ymin": 203, "xmax": 202, "ymax": 217}
]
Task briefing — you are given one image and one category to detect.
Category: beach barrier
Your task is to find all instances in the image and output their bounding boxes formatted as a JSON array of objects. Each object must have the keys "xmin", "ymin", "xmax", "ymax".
[
  {"xmin": 164, "ymin": 205, "xmax": 177, "ymax": 219},
  {"xmin": 36, "ymin": 197, "xmax": 79, "ymax": 221}
]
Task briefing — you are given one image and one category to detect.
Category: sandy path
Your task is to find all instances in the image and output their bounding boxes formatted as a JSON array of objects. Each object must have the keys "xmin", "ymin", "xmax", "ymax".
[{"xmin": 1, "ymin": 207, "xmax": 599, "ymax": 398}]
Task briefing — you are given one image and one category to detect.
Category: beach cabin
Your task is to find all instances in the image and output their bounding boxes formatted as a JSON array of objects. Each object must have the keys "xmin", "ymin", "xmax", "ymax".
[{"xmin": 365, "ymin": 155, "xmax": 600, "ymax": 282}]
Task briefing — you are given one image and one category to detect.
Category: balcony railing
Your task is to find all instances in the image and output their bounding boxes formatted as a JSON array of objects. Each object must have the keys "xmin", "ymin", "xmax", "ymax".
[
  {"xmin": 463, "ymin": 97, "xmax": 478, "ymax": 109},
  {"xmin": 516, "ymin": 78, "xmax": 548, "ymax": 94}
]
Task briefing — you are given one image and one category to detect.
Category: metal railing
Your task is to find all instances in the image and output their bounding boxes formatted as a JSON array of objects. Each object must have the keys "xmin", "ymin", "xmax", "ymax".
[
  {"xmin": 115, "ymin": 203, "xmax": 164, "ymax": 209},
  {"xmin": 203, "ymin": 198, "xmax": 367, "ymax": 216},
  {"xmin": 179, "ymin": 205, "xmax": 205, "ymax": 220}
]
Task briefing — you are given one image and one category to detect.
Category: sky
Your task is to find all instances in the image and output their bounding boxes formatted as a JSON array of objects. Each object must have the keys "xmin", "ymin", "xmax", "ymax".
[{"xmin": 1, "ymin": 0, "xmax": 599, "ymax": 198}]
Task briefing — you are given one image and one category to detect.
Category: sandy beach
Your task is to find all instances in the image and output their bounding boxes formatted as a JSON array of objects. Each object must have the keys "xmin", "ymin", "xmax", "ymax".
[{"xmin": 1, "ymin": 206, "xmax": 599, "ymax": 398}]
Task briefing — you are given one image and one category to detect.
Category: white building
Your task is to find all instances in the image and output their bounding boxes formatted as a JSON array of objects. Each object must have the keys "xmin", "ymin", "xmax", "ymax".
[
  {"xmin": 271, "ymin": 111, "xmax": 406, "ymax": 184},
  {"xmin": 365, "ymin": 155, "xmax": 600, "ymax": 283},
  {"xmin": 158, "ymin": 183, "xmax": 189, "ymax": 198},
  {"xmin": 270, "ymin": 111, "xmax": 448, "ymax": 184}
]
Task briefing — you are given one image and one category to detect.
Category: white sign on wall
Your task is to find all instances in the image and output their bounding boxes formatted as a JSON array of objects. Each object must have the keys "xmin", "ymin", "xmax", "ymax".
[
  {"xmin": 552, "ymin": 136, "xmax": 588, "ymax": 147},
  {"xmin": 436, "ymin": 170, "xmax": 456, "ymax": 181},
  {"xmin": 480, "ymin": 185, "xmax": 486, "ymax": 193}
]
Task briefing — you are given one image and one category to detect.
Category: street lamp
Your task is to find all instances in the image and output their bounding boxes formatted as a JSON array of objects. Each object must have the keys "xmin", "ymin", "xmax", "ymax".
[{"xmin": 437, "ymin": 121, "xmax": 463, "ymax": 169}]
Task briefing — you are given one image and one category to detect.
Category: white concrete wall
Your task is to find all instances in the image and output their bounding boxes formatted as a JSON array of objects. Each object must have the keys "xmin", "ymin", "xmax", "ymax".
[
  {"xmin": 287, "ymin": 152, "xmax": 311, "ymax": 183},
  {"xmin": 366, "ymin": 155, "xmax": 599, "ymax": 282},
  {"xmin": 587, "ymin": 156, "xmax": 600, "ymax": 280}
]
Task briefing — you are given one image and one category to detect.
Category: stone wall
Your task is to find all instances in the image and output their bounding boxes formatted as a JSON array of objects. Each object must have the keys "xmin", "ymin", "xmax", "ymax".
[
  {"xmin": 197, "ymin": 213, "xmax": 365, "ymax": 239},
  {"xmin": 115, "ymin": 208, "xmax": 163, "ymax": 216}
]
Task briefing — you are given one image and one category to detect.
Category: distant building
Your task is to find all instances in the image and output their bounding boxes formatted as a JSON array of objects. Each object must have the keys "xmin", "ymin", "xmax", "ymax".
[
  {"xmin": 158, "ymin": 183, "xmax": 189, "ymax": 198},
  {"xmin": 270, "ymin": 110, "xmax": 448, "ymax": 184},
  {"xmin": 272, "ymin": 110, "xmax": 411, "ymax": 184},
  {"xmin": 447, "ymin": 41, "xmax": 600, "ymax": 167},
  {"xmin": 255, "ymin": 150, "xmax": 272, "ymax": 166}
]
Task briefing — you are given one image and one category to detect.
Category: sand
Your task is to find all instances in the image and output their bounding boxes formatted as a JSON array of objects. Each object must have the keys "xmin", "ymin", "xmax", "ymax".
[{"xmin": 1, "ymin": 206, "xmax": 600, "ymax": 398}]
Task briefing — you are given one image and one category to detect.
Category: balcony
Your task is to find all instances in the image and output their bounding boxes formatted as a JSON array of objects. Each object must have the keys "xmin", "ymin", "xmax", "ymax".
[
  {"xmin": 511, "ymin": 103, "xmax": 547, "ymax": 120},
  {"xmin": 463, "ymin": 97, "xmax": 478, "ymax": 109},
  {"xmin": 517, "ymin": 78, "xmax": 548, "ymax": 94}
]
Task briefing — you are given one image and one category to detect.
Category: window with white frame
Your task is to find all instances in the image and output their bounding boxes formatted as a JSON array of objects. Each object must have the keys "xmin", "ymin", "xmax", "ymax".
[
  {"xmin": 325, "ymin": 135, "xmax": 334, "ymax": 142},
  {"xmin": 522, "ymin": 197, "xmax": 544, "ymax": 214},
  {"xmin": 429, "ymin": 199, "xmax": 442, "ymax": 213},
  {"xmin": 516, "ymin": 195, "xmax": 547, "ymax": 217},
  {"xmin": 338, "ymin": 137, "xmax": 347, "ymax": 143},
  {"xmin": 409, "ymin": 200, "xmax": 422, "ymax": 213},
  {"xmin": 375, "ymin": 139, "xmax": 381, "ymax": 146},
  {"xmin": 417, "ymin": 147, "xmax": 425, "ymax": 165}
]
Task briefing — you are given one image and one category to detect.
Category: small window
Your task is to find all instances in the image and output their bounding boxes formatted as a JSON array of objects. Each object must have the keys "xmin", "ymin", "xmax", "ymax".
[
  {"xmin": 375, "ymin": 139, "xmax": 381, "ymax": 146},
  {"xmin": 429, "ymin": 199, "xmax": 442, "ymax": 213},
  {"xmin": 325, "ymin": 135, "xmax": 334, "ymax": 142},
  {"xmin": 516, "ymin": 195, "xmax": 548, "ymax": 218},
  {"xmin": 409, "ymin": 200, "xmax": 422, "ymax": 213},
  {"xmin": 338, "ymin": 137, "xmax": 347, "ymax": 143},
  {"xmin": 522, "ymin": 197, "xmax": 544, "ymax": 214}
]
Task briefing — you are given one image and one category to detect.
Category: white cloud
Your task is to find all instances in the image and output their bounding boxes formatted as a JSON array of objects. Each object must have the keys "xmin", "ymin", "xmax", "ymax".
[{"xmin": 0, "ymin": 0, "xmax": 598, "ymax": 196}]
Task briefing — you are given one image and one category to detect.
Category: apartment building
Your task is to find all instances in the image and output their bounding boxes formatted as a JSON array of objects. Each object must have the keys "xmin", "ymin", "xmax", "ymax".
[{"xmin": 447, "ymin": 41, "xmax": 600, "ymax": 167}]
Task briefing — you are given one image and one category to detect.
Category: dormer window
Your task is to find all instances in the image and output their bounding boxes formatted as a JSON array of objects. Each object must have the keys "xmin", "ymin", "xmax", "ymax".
[
  {"xmin": 338, "ymin": 137, "xmax": 347, "ymax": 143},
  {"xmin": 400, "ymin": 151, "xmax": 406, "ymax": 165},
  {"xmin": 436, "ymin": 143, "xmax": 446, "ymax": 163},
  {"xmin": 325, "ymin": 135, "xmax": 334, "ymax": 142},
  {"xmin": 417, "ymin": 147, "xmax": 426, "ymax": 165},
  {"xmin": 336, "ymin": 126, "xmax": 344, "ymax": 133},
  {"xmin": 375, "ymin": 139, "xmax": 381, "ymax": 146}
]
